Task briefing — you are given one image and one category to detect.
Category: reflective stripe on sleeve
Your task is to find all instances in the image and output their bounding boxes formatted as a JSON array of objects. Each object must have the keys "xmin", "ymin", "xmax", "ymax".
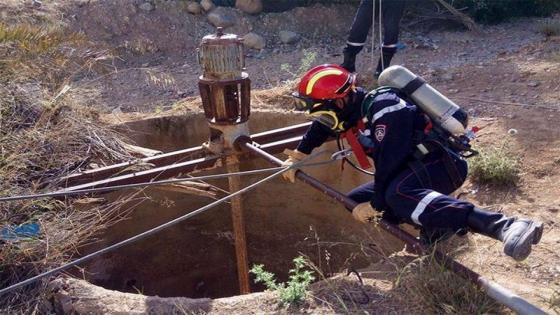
[{"xmin": 411, "ymin": 191, "xmax": 442, "ymax": 225}]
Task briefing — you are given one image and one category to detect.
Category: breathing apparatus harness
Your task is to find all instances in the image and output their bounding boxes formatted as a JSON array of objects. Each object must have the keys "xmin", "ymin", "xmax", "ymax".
[
  {"xmin": 361, "ymin": 86, "xmax": 479, "ymax": 188},
  {"xmin": 362, "ymin": 86, "xmax": 479, "ymax": 157}
]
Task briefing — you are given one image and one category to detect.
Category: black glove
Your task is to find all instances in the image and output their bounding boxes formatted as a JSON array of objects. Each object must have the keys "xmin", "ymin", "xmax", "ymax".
[{"xmin": 341, "ymin": 50, "xmax": 356, "ymax": 73}]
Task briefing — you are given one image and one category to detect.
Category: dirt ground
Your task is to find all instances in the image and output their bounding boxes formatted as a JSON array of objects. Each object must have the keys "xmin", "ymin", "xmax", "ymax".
[{"xmin": 2, "ymin": 0, "xmax": 560, "ymax": 313}]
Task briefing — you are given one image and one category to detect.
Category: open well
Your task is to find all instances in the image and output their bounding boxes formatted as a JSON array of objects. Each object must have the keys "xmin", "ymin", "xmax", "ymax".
[{"xmin": 79, "ymin": 111, "xmax": 402, "ymax": 299}]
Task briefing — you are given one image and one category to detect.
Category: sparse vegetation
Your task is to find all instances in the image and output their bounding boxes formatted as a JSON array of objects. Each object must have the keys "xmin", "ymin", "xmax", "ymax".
[
  {"xmin": 548, "ymin": 289, "xmax": 560, "ymax": 314},
  {"xmin": 394, "ymin": 253, "xmax": 505, "ymax": 314},
  {"xmin": 538, "ymin": 19, "xmax": 560, "ymax": 37},
  {"xmin": 267, "ymin": 49, "xmax": 318, "ymax": 110},
  {"xmin": 0, "ymin": 19, "xmax": 141, "ymax": 314},
  {"xmin": 448, "ymin": 0, "xmax": 560, "ymax": 24},
  {"xmin": 280, "ymin": 49, "xmax": 318, "ymax": 80},
  {"xmin": 250, "ymin": 256, "xmax": 316, "ymax": 307},
  {"xmin": 469, "ymin": 144, "xmax": 521, "ymax": 186}
]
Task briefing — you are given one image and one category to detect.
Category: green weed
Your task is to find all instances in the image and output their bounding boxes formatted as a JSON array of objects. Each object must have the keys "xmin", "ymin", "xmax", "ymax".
[
  {"xmin": 280, "ymin": 49, "xmax": 317, "ymax": 79},
  {"xmin": 469, "ymin": 144, "xmax": 521, "ymax": 186},
  {"xmin": 250, "ymin": 256, "xmax": 315, "ymax": 307}
]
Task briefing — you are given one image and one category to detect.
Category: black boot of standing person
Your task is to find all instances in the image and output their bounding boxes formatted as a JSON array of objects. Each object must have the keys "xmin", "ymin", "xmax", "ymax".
[{"xmin": 341, "ymin": 0, "xmax": 406, "ymax": 78}]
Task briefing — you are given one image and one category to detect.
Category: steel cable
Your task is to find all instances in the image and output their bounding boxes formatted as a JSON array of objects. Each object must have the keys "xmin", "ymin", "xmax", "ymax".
[
  {"xmin": 0, "ymin": 150, "xmax": 338, "ymax": 296},
  {"xmin": 0, "ymin": 159, "xmax": 337, "ymax": 203}
]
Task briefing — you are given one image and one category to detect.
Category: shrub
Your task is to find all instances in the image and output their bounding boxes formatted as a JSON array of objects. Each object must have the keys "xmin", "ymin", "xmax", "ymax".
[
  {"xmin": 280, "ymin": 49, "xmax": 318, "ymax": 79},
  {"xmin": 448, "ymin": 0, "xmax": 560, "ymax": 24},
  {"xmin": 0, "ymin": 21, "xmax": 132, "ymax": 314},
  {"xmin": 469, "ymin": 144, "xmax": 521, "ymax": 186},
  {"xmin": 250, "ymin": 256, "xmax": 315, "ymax": 307}
]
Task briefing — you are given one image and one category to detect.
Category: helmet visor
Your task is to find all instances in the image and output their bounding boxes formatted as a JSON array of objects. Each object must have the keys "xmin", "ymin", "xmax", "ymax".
[
  {"xmin": 292, "ymin": 92, "xmax": 347, "ymax": 132},
  {"xmin": 292, "ymin": 92, "xmax": 321, "ymax": 111}
]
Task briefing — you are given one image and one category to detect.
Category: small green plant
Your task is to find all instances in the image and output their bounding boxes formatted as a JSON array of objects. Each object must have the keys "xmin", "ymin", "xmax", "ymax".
[
  {"xmin": 469, "ymin": 144, "xmax": 520, "ymax": 186},
  {"xmin": 280, "ymin": 49, "xmax": 317, "ymax": 79},
  {"xmin": 250, "ymin": 256, "xmax": 315, "ymax": 307}
]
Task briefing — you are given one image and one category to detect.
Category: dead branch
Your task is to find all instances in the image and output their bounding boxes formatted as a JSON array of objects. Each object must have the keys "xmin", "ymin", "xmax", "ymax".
[{"xmin": 432, "ymin": 0, "xmax": 481, "ymax": 33}]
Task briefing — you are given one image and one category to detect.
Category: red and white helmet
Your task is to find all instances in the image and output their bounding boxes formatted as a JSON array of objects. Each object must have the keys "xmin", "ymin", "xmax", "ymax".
[{"xmin": 295, "ymin": 64, "xmax": 356, "ymax": 101}]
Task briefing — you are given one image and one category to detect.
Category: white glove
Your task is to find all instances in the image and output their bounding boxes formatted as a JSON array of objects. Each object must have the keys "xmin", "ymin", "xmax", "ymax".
[
  {"xmin": 281, "ymin": 149, "xmax": 308, "ymax": 183},
  {"xmin": 352, "ymin": 202, "xmax": 378, "ymax": 223}
]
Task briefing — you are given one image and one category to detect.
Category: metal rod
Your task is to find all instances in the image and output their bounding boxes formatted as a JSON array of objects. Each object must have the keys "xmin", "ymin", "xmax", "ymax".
[
  {"xmin": 62, "ymin": 122, "xmax": 312, "ymax": 186},
  {"xmin": 240, "ymin": 139, "xmax": 546, "ymax": 315},
  {"xmin": 61, "ymin": 137, "xmax": 305, "ymax": 193},
  {"xmin": 60, "ymin": 146, "xmax": 207, "ymax": 185},
  {"xmin": 226, "ymin": 155, "xmax": 251, "ymax": 294},
  {"xmin": 63, "ymin": 156, "xmax": 222, "ymax": 192}
]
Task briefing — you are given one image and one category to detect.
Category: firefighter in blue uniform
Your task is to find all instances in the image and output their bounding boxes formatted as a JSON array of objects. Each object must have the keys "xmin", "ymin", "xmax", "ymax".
[
  {"xmin": 341, "ymin": 0, "xmax": 406, "ymax": 77},
  {"xmin": 284, "ymin": 64, "xmax": 543, "ymax": 261}
]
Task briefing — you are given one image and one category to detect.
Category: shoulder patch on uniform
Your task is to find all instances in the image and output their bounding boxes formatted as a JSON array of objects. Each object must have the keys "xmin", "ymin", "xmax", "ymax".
[{"xmin": 374, "ymin": 125, "xmax": 387, "ymax": 142}]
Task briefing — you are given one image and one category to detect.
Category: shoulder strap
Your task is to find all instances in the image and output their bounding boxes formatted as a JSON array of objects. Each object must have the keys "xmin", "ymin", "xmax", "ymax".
[
  {"xmin": 361, "ymin": 86, "xmax": 412, "ymax": 124},
  {"xmin": 360, "ymin": 86, "xmax": 397, "ymax": 118}
]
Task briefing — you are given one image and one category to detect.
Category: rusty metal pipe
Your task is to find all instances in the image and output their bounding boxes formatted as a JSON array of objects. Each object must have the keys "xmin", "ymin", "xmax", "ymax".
[
  {"xmin": 225, "ymin": 156, "xmax": 251, "ymax": 294},
  {"xmin": 61, "ymin": 136, "xmax": 306, "ymax": 193},
  {"xmin": 240, "ymin": 139, "xmax": 545, "ymax": 315},
  {"xmin": 61, "ymin": 122, "xmax": 312, "ymax": 186}
]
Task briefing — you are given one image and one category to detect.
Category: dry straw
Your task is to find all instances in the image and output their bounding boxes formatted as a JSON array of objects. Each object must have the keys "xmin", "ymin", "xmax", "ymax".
[{"xmin": 0, "ymin": 22, "xmax": 149, "ymax": 313}]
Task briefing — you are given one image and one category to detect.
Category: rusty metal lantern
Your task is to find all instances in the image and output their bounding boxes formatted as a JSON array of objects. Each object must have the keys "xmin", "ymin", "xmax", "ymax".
[{"xmin": 198, "ymin": 27, "xmax": 250, "ymax": 125}]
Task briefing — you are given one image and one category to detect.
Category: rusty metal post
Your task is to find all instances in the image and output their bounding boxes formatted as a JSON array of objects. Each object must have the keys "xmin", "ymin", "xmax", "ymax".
[
  {"xmin": 198, "ymin": 27, "xmax": 252, "ymax": 294},
  {"xmin": 225, "ymin": 155, "xmax": 251, "ymax": 294}
]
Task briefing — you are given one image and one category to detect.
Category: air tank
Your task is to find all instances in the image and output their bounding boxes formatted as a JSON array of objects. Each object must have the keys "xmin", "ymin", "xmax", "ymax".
[{"xmin": 378, "ymin": 65, "xmax": 468, "ymax": 136}]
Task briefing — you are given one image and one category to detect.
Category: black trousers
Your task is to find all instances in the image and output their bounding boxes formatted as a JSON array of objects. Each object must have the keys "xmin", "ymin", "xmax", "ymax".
[{"xmin": 346, "ymin": 0, "xmax": 406, "ymax": 54}]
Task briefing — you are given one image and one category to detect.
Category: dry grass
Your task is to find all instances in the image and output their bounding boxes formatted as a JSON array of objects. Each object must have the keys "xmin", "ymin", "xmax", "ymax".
[
  {"xmin": 0, "ymin": 20, "xmax": 144, "ymax": 313},
  {"xmin": 292, "ymin": 229, "xmax": 503, "ymax": 314},
  {"xmin": 548, "ymin": 289, "xmax": 560, "ymax": 314},
  {"xmin": 393, "ymin": 250, "xmax": 506, "ymax": 314},
  {"xmin": 252, "ymin": 83, "xmax": 297, "ymax": 111},
  {"xmin": 538, "ymin": 19, "xmax": 560, "ymax": 37}
]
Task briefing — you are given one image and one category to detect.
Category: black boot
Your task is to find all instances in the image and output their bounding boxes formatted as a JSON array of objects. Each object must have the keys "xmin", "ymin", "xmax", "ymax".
[
  {"xmin": 374, "ymin": 46, "xmax": 397, "ymax": 78},
  {"xmin": 341, "ymin": 50, "xmax": 357, "ymax": 73},
  {"xmin": 467, "ymin": 208, "xmax": 544, "ymax": 261}
]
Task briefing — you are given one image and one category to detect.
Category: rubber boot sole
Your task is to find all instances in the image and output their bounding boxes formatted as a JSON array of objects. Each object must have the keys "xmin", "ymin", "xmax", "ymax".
[
  {"xmin": 504, "ymin": 221, "xmax": 544, "ymax": 261},
  {"xmin": 532, "ymin": 222, "xmax": 544, "ymax": 245}
]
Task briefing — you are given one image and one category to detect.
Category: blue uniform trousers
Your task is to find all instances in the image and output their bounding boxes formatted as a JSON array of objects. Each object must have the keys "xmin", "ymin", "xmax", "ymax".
[{"xmin": 347, "ymin": 151, "xmax": 473, "ymax": 233}]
